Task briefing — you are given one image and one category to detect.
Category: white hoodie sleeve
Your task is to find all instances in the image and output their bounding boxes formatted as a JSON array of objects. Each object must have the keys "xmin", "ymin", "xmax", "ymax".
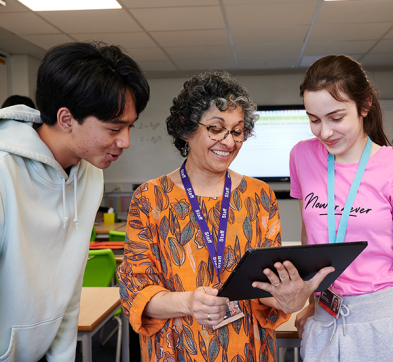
[
  {"xmin": 45, "ymin": 273, "xmax": 84, "ymax": 362},
  {"xmin": 0, "ymin": 188, "xmax": 5, "ymax": 253}
]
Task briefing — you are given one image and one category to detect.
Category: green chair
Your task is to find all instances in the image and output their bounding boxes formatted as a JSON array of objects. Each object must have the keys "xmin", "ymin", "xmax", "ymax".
[
  {"xmin": 90, "ymin": 225, "xmax": 96, "ymax": 242},
  {"xmin": 83, "ymin": 249, "xmax": 122, "ymax": 362},
  {"xmin": 109, "ymin": 230, "xmax": 126, "ymax": 241}
]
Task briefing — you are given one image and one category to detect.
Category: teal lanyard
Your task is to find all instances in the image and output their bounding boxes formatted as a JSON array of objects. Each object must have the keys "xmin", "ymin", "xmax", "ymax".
[{"xmin": 327, "ymin": 136, "xmax": 372, "ymax": 243}]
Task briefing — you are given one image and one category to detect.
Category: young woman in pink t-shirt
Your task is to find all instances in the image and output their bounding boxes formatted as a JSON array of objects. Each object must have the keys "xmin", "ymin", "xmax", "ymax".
[{"xmin": 290, "ymin": 55, "xmax": 393, "ymax": 361}]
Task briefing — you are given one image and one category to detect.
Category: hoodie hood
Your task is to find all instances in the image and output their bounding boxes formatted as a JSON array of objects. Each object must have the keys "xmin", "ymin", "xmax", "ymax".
[
  {"xmin": 0, "ymin": 105, "xmax": 69, "ymax": 178},
  {"xmin": 0, "ymin": 105, "xmax": 90, "ymax": 230}
]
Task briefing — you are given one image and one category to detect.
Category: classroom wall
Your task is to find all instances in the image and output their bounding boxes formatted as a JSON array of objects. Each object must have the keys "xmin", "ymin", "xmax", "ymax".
[
  {"xmin": 0, "ymin": 57, "xmax": 7, "ymax": 106},
  {"xmin": 0, "ymin": 54, "xmax": 40, "ymax": 104}
]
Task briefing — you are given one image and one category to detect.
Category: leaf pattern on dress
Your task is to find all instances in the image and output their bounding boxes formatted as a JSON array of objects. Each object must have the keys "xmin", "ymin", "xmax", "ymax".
[
  {"xmin": 258, "ymin": 324, "xmax": 266, "ymax": 342},
  {"xmin": 193, "ymin": 229, "xmax": 205, "ymax": 249},
  {"xmin": 160, "ymin": 175, "xmax": 174, "ymax": 193},
  {"xmin": 238, "ymin": 178, "xmax": 247, "ymax": 193},
  {"xmin": 228, "ymin": 208, "xmax": 235, "ymax": 225},
  {"xmin": 269, "ymin": 198, "xmax": 279, "ymax": 220},
  {"xmin": 222, "ymin": 245, "xmax": 236, "ymax": 272},
  {"xmin": 169, "ymin": 208, "xmax": 182, "ymax": 243},
  {"xmin": 127, "ymin": 240, "xmax": 149, "ymax": 254},
  {"xmin": 267, "ymin": 309, "xmax": 278, "ymax": 323},
  {"xmin": 160, "ymin": 216, "xmax": 170, "ymax": 244},
  {"xmin": 196, "ymin": 261, "xmax": 210, "ymax": 287},
  {"xmin": 133, "ymin": 182, "xmax": 149, "ymax": 198},
  {"xmin": 208, "ymin": 336, "xmax": 220, "ymax": 362},
  {"xmin": 231, "ymin": 318, "xmax": 242, "ymax": 334},
  {"xmin": 135, "ymin": 196, "xmax": 153, "ymax": 217},
  {"xmin": 198, "ymin": 331, "xmax": 208, "ymax": 362},
  {"xmin": 128, "ymin": 218, "xmax": 144, "ymax": 229},
  {"xmin": 242, "ymin": 217, "xmax": 252, "ymax": 243},
  {"xmin": 274, "ymin": 232, "xmax": 282, "ymax": 247},
  {"xmin": 171, "ymin": 199, "xmax": 191, "ymax": 220},
  {"xmin": 260, "ymin": 189, "xmax": 270, "ymax": 212},
  {"xmin": 207, "ymin": 256, "xmax": 215, "ymax": 284},
  {"xmin": 148, "ymin": 336, "xmax": 153, "ymax": 361},
  {"xmin": 146, "ymin": 264, "xmax": 161, "ymax": 284},
  {"xmin": 128, "ymin": 201, "xmax": 140, "ymax": 217},
  {"xmin": 138, "ymin": 224, "xmax": 156, "ymax": 242},
  {"xmin": 267, "ymin": 334, "xmax": 274, "ymax": 357},
  {"xmin": 174, "ymin": 274, "xmax": 185, "ymax": 292},
  {"xmin": 180, "ymin": 222, "xmax": 194, "ymax": 246},
  {"xmin": 230, "ymin": 355, "xmax": 244, "ymax": 362},
  {"xmin": 155, "ymin": 185, "xmax": 170, "ymax": 212},
  {"xmin": 242, "ymin": 302, "xmax": 251, "ymax": 337},
  {"xmin": 155, "ymin": 330, "xmax": 164, "ymax": 360},
  {"xmin": 169, "ymin": 237, "xmax": 186, "ymax": 267},
  {"xmin": 209, "ymin": 201, "xmax": 221, "ymax": 231},
  {"xmin": 234, "ymin": 236, "xmax": 241, "ymax": 264},
  {"xmin": 245, "ymin": 197, "xmax": 259, "ymax": 222},
  {"xmin": 182, "ymin": 325, "xmax": 197, "ymax": 355},
  {"xmin": 218, "ymin": 325, "xmax": 229, "ymax": 352},
  {"xmin": 230, "ymin": 189, "xmax": 242, "ymax": 211},
  {"xmin": 128, "ymin": 253, "xmax": 149, "ymax": 262}
]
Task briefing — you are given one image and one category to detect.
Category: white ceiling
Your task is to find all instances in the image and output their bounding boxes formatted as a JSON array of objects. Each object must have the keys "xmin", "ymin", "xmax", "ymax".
[{"xmin": 1, "ymin": 0, "xmax": 393, "ymax": 77}]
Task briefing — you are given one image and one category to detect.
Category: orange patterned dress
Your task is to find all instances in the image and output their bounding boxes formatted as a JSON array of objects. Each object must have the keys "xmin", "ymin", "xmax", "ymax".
[{"xmin": 118, "ymin": 174, "xmax": 290, "ymax": 362}]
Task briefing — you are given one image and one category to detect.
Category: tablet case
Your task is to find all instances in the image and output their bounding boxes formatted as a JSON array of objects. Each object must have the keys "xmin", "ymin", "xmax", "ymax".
[{"xmin": 218, "ymin": 241, "xmax": 368, "ymax": 300}]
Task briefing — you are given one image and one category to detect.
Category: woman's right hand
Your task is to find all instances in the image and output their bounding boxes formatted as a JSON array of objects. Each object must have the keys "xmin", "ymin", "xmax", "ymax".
[
  {"xmin": 295, "ymin": 300, "xmax": 315, "ymax": 339},
  {"xmin": 189, "ymin": 287, "xmax": 229, "ymax": 327}
]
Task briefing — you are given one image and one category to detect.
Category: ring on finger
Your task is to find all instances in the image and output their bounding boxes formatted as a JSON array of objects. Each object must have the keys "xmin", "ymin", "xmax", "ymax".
[
  {"xmin": 207, "ymin": 313, "xmax": 211, "ymax": 321},
  {"xmin": 272, "ymin": 282, "xmax": 281, "ymax": 287}
]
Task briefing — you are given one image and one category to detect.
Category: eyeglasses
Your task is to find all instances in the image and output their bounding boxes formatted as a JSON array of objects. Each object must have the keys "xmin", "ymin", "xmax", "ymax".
[{"xmin": 198, "ymin": 123, "xmax": 251, "ymax": 143}]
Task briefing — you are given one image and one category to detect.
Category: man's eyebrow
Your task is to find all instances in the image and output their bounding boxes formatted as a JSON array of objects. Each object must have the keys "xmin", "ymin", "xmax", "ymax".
[{"xmin": 109, "ymin": 117, "xmax": 139, "ymax": 124}]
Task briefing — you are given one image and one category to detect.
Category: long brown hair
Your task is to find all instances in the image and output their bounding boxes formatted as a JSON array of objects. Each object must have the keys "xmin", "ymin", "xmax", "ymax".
[{"xmin": 300, "ymin": 55, "xmax": 390, "ymax": 147}]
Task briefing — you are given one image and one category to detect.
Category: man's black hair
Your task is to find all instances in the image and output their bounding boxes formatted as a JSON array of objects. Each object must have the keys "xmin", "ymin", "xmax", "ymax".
[
  {"xmin": 36, "ymin": 42, "xmax": 150, "ymax": 125},
  {"xmin": 2, "ymin": 95, "xmax": 36, "ymax": 109}
]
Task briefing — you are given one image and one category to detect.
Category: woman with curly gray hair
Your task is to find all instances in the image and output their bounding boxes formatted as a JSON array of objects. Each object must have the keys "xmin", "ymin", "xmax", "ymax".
[{"xmin": 118, "ymin": 70, "xmax": 331, "ymax": 362}]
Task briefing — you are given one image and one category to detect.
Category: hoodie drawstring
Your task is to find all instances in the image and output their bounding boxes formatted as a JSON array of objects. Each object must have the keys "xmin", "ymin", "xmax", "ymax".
[
  {"xmin": 62, "ymin": 178, "xmax": 68, "ymax": 228},
  {"xmin": 62, "ymin": 175, "xmax": 79, "ymax": 231},
  {"xmin": 73, "ymin": 173, "xmax": 79, "ymax": 231},
  {"xmin": 322, "ymin": 304, "xmax": 350, "ymax": 341}
]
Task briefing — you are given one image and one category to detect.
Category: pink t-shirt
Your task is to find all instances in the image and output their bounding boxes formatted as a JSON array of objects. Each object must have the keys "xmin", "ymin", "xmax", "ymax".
[{"xmin": 290, "ymin": 138, "xmax": 393, "ymax": 296}]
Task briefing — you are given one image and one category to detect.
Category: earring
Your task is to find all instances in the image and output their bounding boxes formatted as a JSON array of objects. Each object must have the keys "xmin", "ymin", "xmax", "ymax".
[{"xmin": 181, "ymin": 142, "xmax": 190, "ymax": 157}]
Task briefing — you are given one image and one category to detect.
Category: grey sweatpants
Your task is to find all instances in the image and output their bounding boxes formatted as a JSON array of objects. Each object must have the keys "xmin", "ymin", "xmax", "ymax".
[{"xmin": 300, "ymin": 287, "xmax": 393, "ymax": 362}]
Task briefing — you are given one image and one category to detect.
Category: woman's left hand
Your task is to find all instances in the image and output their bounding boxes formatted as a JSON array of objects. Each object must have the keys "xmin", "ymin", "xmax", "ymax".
[{"xmin": 252, "ymin": 261, "xmax": 334, "ymax": 314}]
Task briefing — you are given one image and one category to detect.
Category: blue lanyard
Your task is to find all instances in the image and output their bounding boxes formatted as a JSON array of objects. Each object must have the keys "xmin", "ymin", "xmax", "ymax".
[
  {"xmin": 327, "ymin": 136, "xmax": 372, "ymax": 243},
  {"xmin": 180, "ymin": 161, "xmax": 231, "ymax": 284}
]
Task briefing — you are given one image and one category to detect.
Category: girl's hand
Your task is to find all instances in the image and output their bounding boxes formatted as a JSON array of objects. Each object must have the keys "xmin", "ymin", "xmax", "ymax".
[{"xmin": 295, "ymin": 301, "xmax": 315, "ymax": 339}]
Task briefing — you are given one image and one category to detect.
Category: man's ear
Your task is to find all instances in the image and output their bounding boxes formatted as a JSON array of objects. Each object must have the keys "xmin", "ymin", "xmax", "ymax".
[{"xmin": 57, "ymin": 107, "xmax": 74, "ymax": 133}]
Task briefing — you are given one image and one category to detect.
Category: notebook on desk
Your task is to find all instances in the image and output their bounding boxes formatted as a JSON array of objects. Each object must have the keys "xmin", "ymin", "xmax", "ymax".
[{"xmin": 218, "ymin": 241, "xmax": 368, "ymax": 301}]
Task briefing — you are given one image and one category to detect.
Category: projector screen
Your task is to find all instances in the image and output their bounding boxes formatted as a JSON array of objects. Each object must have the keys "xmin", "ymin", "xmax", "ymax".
[{"xmin": 230, "ymin": 105, "xmax": 315, "ymax": 181}]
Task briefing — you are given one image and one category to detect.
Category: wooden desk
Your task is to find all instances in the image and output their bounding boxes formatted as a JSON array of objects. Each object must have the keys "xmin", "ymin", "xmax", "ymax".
[
  {"xmin": 95, "ymin": 222, "xmax": 127, "ymax": 235},
  {"xmin": 77, "ymin": 287, "xmax": 129, "ymax": 362},
  {"xmin": 115, "ymin": 256, "xmax": 123, "ymax": 264}
]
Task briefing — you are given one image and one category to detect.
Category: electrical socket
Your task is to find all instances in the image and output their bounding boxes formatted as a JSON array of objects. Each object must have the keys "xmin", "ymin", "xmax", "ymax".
[{"xmin": 115, "ymin": 183, "xmax": 123, "ymax": 191}]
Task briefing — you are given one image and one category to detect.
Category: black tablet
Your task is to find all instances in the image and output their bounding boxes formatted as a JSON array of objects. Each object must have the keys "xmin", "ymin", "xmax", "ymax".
[{"xmin": 217, "ymin": 241, "xmax": 367, "ymax": 301}]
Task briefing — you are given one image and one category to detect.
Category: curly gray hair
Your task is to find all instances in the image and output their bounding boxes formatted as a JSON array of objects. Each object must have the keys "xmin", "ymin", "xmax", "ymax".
[{"xmin": 166, "ymin": 70, "xmax": 257, "ymax": 156}]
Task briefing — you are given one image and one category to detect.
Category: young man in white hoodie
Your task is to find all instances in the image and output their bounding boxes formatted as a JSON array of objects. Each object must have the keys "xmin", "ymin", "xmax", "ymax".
[{"xmin": 0, "ymin": 42, "xmax": 150, "ymax": 362}]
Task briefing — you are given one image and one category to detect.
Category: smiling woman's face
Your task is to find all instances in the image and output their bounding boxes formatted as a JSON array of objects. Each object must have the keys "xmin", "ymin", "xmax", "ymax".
[
  {"xmin": 304, "ymin": 89, "xmax": 368, "ymax": 164},
  {"xmin": 186, "ymin": 105, "xmax": 245, "ymax": 175}
]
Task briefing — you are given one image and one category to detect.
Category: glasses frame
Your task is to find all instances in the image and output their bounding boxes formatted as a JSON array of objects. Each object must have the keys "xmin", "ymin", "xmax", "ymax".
[{"xmin": 198, "ymin": 122, "xmax": 251, "ymax": 143}]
